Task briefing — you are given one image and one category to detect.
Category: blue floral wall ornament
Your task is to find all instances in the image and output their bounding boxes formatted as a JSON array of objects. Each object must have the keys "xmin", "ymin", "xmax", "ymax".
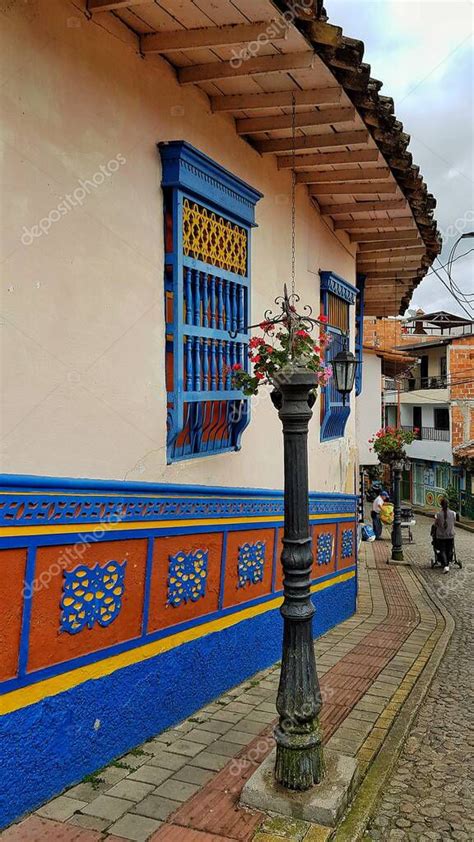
[
  {"xmin": 317, "ymin": 532, "xmax": 333, "ymax": 565},
  {"xmin": 237, "ymin": 541, "xmax": 265, "ymax": 588},
  {"xmin": 167, "ymin": 549, "xmax": 208, "ymax": 608},
  {"xmin": 341, "ymin": 529, "xmax": 354, "ymax": 559},
  {"xmin": 60, "ymin": 560, "xmax": 126, "ymax": 634}
]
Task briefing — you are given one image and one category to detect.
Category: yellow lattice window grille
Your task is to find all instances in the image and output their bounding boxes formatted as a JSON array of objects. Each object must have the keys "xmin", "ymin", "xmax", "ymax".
[{"xmin": 182, "ymin": 198, "xmax": 247, "ymax": 276}]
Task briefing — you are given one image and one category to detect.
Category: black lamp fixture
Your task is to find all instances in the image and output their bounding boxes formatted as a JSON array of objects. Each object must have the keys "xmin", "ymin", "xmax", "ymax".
[{"xmin": 332, "ymin": 349, "xmax": 357, "ymax": 406}]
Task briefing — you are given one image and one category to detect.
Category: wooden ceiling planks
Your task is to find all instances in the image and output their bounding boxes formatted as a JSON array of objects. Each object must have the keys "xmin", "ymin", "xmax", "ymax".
[{"xmin": 93, "ymin": 0, "xmax": 440, "ymax": 317}]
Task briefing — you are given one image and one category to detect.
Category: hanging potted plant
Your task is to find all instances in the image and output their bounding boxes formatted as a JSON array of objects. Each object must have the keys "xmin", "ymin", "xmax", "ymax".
[
  {"xmin": 231, "ymin": 286, "xmax": 333, "ymax": 399},
  {"xmin": 369, "ymin": 426, "xmax": 417, "ymax": 465}
]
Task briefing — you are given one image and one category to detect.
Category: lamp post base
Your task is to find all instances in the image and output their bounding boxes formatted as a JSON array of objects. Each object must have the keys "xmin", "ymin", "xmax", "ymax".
[
  {"xmin": 391, "ymin": 548, "xmax": 404, "ymax": 562},
  {"xmin": 274, "ymin": 726, "xmax": 325, "ymax": 790},
  {"xmin": 241, "ymin": 748, "xmax": 358, "ymax": 828}
]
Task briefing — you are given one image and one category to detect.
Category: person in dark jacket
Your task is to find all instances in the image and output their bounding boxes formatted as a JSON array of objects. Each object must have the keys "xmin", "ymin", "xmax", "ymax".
[{"xmin": 434, "ymin": 497, "xmax": 456, "ymax": 573}]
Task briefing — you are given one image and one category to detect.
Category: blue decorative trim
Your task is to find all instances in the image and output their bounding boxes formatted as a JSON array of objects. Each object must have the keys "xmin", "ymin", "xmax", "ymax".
[
  {"xmin": 341, "ymin": 529, "xmax": 354, "ymax": 559},
  {"xmin": 159, "ymin": 141, "xmax": 263, "ymax": 227},
  {"xmin": 355, "ymin": 274, "xmax": 365, "ymax": 396},
  {"xmin": 317, "ymin": 532, "xmax": 333, "ymax": 565},
  {"xmin": 237, "ymin": 541, "xmax": 265, "ymax": 588},
  {"xmin": 320, "ymin": 270, "xmax": 358, "ymax": 305},
  {"xmin": 60, "ymin": 561, "xmax": 126, "ymax": 634},
  {"xmin": 0, "ymin": 476, "xmax": 357, "ymax": 528},
  {"xmin": 320, "ymin": 329, "xmax": 351, "ymax": 441},
  {"xmin": 167, "ymin": 549, "xmax": 208, "ymax": 607},
  {"xmin": 17, "ymin": 546, "xmax": 36, "ymax": 678}
]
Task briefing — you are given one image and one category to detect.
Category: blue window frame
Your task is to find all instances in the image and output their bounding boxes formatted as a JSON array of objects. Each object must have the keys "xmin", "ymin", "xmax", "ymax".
[
  {"xmin": 355, "ymin": 274, "xmax": 366, "ymax": 396},
  {"xmin": 319, "ymin": 271, "xmax": 358, "ymax": 441},
  {"xmin": 159, "ymin": 141, "xmax": 262, "ymax": 463}
]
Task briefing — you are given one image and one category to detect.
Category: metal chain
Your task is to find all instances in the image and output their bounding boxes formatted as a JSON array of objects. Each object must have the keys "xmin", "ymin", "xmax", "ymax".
[{"xmin": 291, "ymin": 92, "xmax": 296, "ymax": 299}]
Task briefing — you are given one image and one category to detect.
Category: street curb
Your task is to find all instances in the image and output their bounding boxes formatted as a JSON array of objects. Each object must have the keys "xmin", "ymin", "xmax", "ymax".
[{"xmin": 331, "ymin": 564, "xmax": 455, "ymax": 842}]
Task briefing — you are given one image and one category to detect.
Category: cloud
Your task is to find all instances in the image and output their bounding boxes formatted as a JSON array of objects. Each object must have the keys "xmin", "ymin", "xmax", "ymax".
[{"xmin": 328, "ymin": 0, "xmax": 474, "ymax": 316}]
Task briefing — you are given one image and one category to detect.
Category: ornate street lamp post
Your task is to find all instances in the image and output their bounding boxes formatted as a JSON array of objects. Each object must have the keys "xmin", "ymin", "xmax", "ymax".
[
  {"xmin": 271, "ymin": 368, "xmax": 324, "ymax": 789},
  {"xmin": 391, "ymin": 458, "xmax": 405, "ymax": 562},
  {"xmin": 232, "ymin": 286, "xmax": 357, "ymax": 789}
]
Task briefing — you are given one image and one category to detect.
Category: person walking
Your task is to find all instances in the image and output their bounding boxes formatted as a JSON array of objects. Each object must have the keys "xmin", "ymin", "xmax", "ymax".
[
  {"xmin": 434, "ymin": 497, "xmax": 456, "ymax": 573},
  {"xmin": 371, "ymin": 491, "xmax": 389, "ymax": 540}
]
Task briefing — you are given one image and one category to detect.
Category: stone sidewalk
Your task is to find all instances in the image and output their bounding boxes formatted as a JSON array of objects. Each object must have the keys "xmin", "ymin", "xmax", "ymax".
[{"xmin": 3, "ymin": 535, "xmax": 445, "ymax": 842}]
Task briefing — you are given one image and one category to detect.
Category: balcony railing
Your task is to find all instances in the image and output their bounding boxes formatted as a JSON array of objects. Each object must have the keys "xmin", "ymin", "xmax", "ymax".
[
  {"xmin": 406, "ymin": 376, "xmax": 448, "ymax": 391},
  {"xmin": 401, "ymin": 425, "xmax": 450, "ymax": 442},
  {"xmin": 383, "ymin": 376, "xmax": 448, "ymax": 393}
]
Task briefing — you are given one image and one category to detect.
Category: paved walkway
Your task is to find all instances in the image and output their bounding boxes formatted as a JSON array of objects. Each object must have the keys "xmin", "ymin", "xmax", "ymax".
[
  {"xmin": 366, "ymin": 514, "xmax": 474, "ymax": 842},
  {"xmin": 3, "ymin": 529, "xmax": 446, "ymax": 842}
]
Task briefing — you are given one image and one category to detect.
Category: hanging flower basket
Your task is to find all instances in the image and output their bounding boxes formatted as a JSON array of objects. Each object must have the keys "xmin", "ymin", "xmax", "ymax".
[
  {"xmin": 369, "ymin": 426, "xmax": 417, "ymax": 466},
  {"xmin": 231, "ymin": 287, "xmax": 333, "ymax": 397}
]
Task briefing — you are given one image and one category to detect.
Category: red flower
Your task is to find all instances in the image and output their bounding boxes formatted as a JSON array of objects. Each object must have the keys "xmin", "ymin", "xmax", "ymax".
[
  {"xmin": 296, "ymin": 329, "xmax": 310, "ymax": 339},
  {"xmin": 232, "ymin": 363, "xmax": 242, "ymax": 371},
  {"xmin": 255, "ymin": 371, "xmax": 265, "ymax": 380},
  {"xmin": 266, "ymin": 345, "xmax": 274, "ymax": 354},
  {"xmin": 259, "ymin": 320, "xmax": 274, "ymax": 332},
  {"xmin": 319, "ymin": 314, "xmax": 329, "ymax": 324},
  {"xmin": 313, "ymin": 345, "xmax": 321, "ymax": 354},
  {"xmin": 249, "ymin": 336, "xmax": 265, "ymax": 349},
  {"xmin": 253, "ymin": 355, "xmax": 261, "ymax": 364}
]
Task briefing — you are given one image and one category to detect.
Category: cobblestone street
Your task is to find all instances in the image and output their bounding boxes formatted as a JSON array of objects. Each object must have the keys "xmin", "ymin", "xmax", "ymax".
[{"xmin": 367, "ymin": 514, "xmax": 474, "ymax": 842}]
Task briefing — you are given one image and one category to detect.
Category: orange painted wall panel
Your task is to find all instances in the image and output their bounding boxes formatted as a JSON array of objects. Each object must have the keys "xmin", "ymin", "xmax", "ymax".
[
  {"xmin": 148, "ymin": 533, "xmax": 223, "ymax": 631},
  {"xmin": 0, "ymin": 548, "xmax": 27, "ymax": 681},
  {"xmin": 223, "ymin": 529, "xmax": 274, "ymax": 608},
  {"xmin": 27, "ymin": 539, "xmax": 147, "ymax": 672}
]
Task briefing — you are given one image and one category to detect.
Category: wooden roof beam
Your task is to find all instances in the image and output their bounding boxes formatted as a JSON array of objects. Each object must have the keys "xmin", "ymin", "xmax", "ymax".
[
  {"xmin": 358, "ymin": 262, "xmax": 422, "ymax": 272},
  {"xmin": 178, "ymin": 52, "xmax": 316, "ymax": 85},
  {"xmin": 88, "ymin": 0, "xmax": 149, "ymax": 9},
  {"xmin": 236, "ymin": 106, "xmax": 355, "ymax": 135},
  {"xmin": 255, "ymin": 130, "xmax": 369, "ymax": 154},
  {"xmin": 333, "ymin": 217, "xmax": 414, "ymax": 230},
  {"xmin": 359, "ymin": 251, "xmax": 425, "ymax": 263},
  {"xmin": 296, "ymin": 166, "xmax": 389, "ymax": 184},
  {"xmin": 363, "ymin": 270, "xmax": 420, "ymax": 279},
  {"xmin": 141, "ymin": 21, "xmax": 290, "ymax": 54},
  {"xmin": 359, "ymin": 239, "xmax": 426, "ymax": 254},
  {"xmin": 278, "ymin": 148, "xmax": 379, "ymax": 168},
  {"xmin": 351, "ymin": 229, "xmax": 420, "ymax": 243},
  {"xmin": 310, "ymin": 182, "xmax": 397, "ymax": 195},
  {"xmin": 321, "ymin": 198, "xmax": 406, "ymax": 215},
  {"xmin": 211, "ymin": 88, "xmax": 342, "ymax": 112}
]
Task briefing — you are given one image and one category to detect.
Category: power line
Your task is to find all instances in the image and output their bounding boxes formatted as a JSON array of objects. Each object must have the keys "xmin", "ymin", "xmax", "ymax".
[{"xmin": 428, "ymin": 263, "xmax": 474, "ymax": 319}]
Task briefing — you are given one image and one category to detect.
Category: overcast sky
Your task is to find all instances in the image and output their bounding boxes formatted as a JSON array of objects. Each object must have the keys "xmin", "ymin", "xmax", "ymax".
[{"xmin": 328, "ymin": 0, "xmax": 474, "ymax": 317}]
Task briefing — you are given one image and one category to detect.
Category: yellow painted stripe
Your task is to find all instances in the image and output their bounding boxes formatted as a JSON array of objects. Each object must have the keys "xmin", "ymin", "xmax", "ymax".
[
  {"xmin": 0, "ymin": 513, "xmax": 354, "ymax": 539},
  {"xmin": 0, "ymin": 570, "xmax": 355, "ymax": 716}
]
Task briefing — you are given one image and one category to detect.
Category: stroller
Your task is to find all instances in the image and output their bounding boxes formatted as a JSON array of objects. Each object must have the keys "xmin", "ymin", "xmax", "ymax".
[{"xmin": 430, "ymin": 523, "xmax": 462, "ymax": 569}]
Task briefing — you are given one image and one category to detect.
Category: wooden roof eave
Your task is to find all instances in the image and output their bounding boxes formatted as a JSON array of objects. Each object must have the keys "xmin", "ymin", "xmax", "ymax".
[{"xmin": 87, "ymin": 0, "xmax": 441, "ymax": 317}]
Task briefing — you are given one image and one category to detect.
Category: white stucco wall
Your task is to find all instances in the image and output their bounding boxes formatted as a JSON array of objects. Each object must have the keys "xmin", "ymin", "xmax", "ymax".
[
  {"xmin": 0, "ymin": 0, "xmax": 358, "ymax": 495},
  {"xmin": 356, "ymin": 352, "xmax": 381, "ymax": 466}
]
